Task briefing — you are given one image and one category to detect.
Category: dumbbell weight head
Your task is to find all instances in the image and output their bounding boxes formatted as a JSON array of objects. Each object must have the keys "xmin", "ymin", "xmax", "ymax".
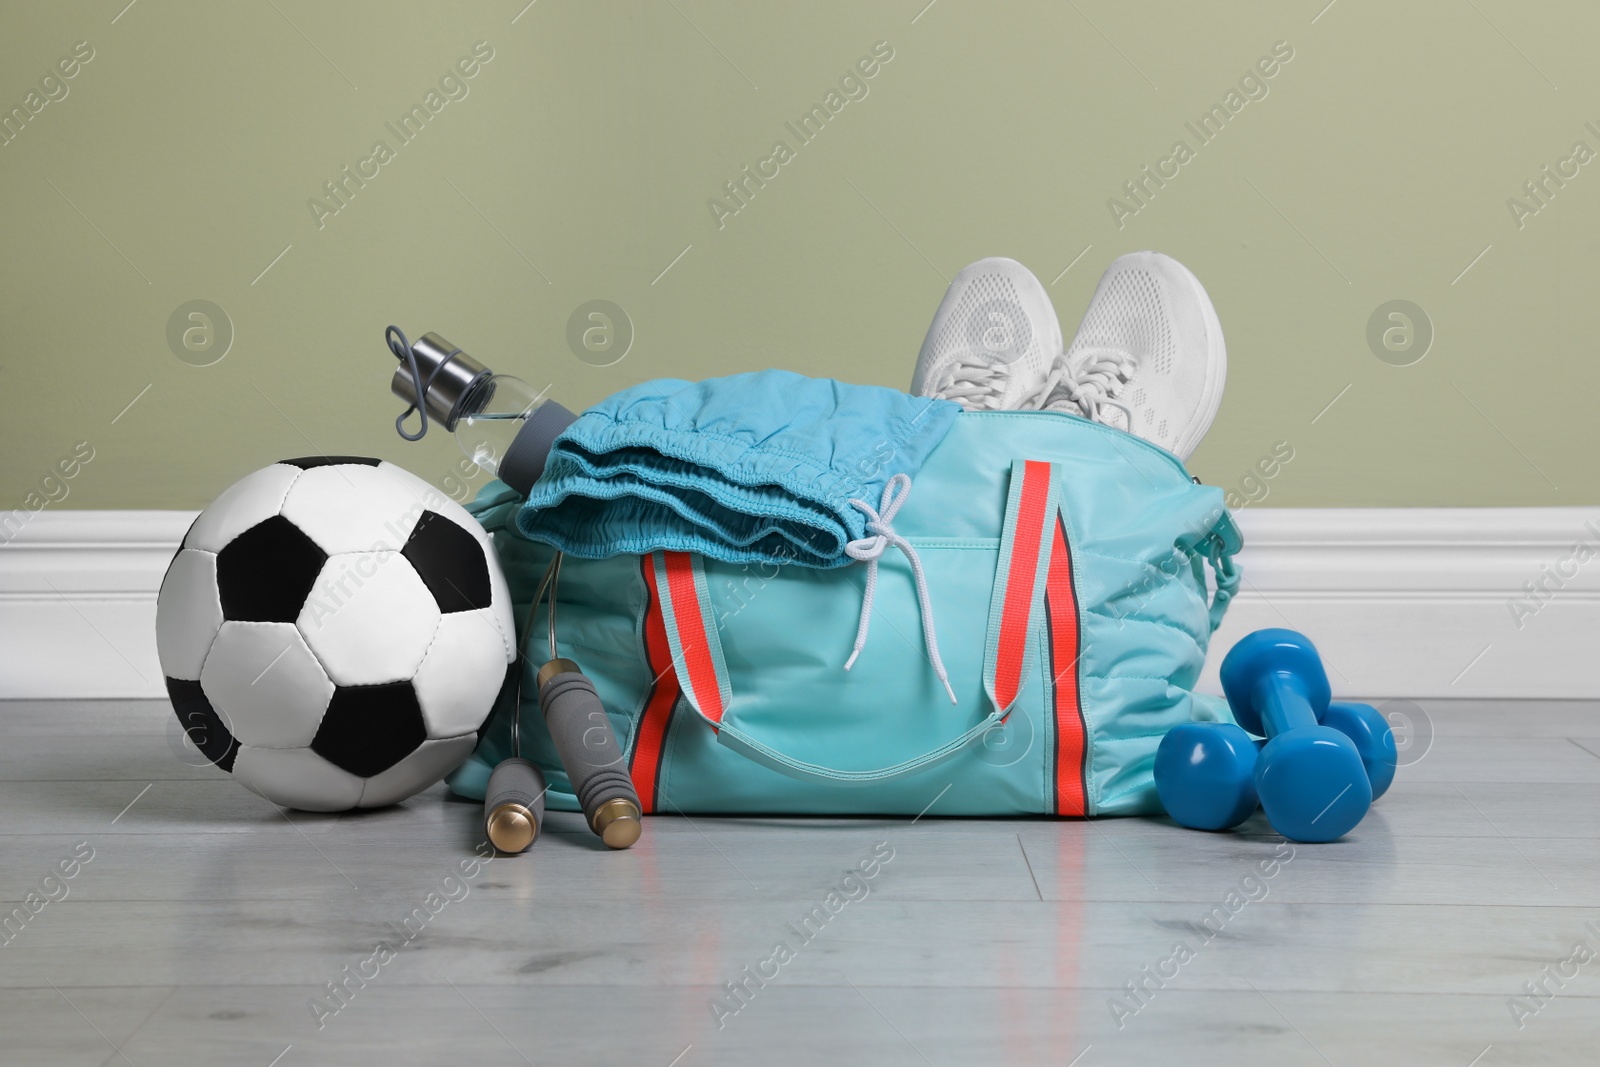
[
  {"xmin": 1254, "ymin": 729, "xmax": 1372, "ymax": 842},
  {"xmin": 1155, "ymin": 722, "xmax": 1260, "ymax": 831},
  {"xmin": 1322, "ymin": 702, "xmax": 1397, "ymax": 800},
  {"xmin": 1220, "ymin": 628, "xmax": 1332, "ymax": 736}
]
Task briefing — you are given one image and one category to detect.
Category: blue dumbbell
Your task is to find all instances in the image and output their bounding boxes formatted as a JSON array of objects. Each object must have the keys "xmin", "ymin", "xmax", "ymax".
[
  {"xmin": 1155, "ymin": 721, "xmax": 1260, "ymax": 831},
  {"xmin": 1323, "ymin": 702, "xmax": 1397, "ymax": 801},
  {"xmin": 1220, "ymin": 629, "xmax": 1373, "ymax": 843}
]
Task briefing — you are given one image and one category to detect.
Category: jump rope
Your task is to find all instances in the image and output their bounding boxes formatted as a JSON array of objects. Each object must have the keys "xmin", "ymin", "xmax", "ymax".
[
  {"xmin": 389, "ymin": 327, "xmax": 643, "ymax": 855},
  {"xmin": 483, "ymin": 551, "xmax": 642, "ymax": 853}
]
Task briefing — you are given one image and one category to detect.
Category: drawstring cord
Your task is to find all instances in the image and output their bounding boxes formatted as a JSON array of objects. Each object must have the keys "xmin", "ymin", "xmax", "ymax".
[{"xmin": 843, "ymin": 473, "xmax": 957, "ymax": 705}]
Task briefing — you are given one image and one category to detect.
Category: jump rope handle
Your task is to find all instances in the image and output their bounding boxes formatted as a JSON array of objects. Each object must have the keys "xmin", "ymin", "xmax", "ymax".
[
  {"xmin": 536, "ymin": 660, "xmax": 642, "ymax": 849},
  {"xmin": 484, "ymin": 550, "xmax": 642, "ymax": 854},
  {"xmin": 484, "ymin": 758, "xmax": 547, "ymax": 853}
]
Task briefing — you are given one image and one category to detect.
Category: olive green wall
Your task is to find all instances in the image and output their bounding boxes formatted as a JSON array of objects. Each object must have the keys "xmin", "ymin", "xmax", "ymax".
[{"xmin": 2, "ymin": 0, "xmax": 1594, "ymax": 512}]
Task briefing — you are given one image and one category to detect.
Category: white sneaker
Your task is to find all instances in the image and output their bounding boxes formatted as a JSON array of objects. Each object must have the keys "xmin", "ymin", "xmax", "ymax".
[
  {"xmin": 1038, "ymin": 251, "xmax": 1226, "ymax": 460},
  {"xmin": 910, "ymin": 257, "xmax": 1062, "ymax": 411}
]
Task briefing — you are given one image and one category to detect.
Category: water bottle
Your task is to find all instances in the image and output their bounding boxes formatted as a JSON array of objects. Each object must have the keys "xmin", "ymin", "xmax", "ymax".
[{"xmin": 387, "ymin": 328, "xmax": 576, "ymax": 495}]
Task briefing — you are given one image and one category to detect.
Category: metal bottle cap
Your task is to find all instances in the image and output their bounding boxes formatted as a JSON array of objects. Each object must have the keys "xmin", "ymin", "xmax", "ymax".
[{"xmin": 389, "ymin": 332, "xmax": 492, "ymax": 432}]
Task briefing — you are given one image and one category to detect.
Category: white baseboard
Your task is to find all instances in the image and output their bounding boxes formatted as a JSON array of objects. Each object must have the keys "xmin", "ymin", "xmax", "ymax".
[
  {"xmin": 0, "ymin": 511, "xmax": 194, "ymax": 699},
  {"xmin": 2, "ymin": 507, "xmax": 1597, "ymax": 701},
  {"xmin": 1199, "ymin": 507, "xmax": 1600, "ymax": 700}
]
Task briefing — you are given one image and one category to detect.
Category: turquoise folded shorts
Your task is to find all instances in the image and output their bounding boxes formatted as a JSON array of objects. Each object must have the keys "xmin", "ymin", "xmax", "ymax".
[{"xmin": 517, "ymin": 370, "xmax": 960, "ymax": 568}]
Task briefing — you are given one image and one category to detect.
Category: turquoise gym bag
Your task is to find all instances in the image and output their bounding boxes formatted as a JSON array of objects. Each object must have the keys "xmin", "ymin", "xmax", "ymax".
[{"xmin": 449, "ymin": 409, "xmax": 1243, "ymax": 818}]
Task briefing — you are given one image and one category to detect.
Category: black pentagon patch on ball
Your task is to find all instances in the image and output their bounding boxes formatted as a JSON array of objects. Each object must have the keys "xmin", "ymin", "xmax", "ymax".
[
  {"xmin": 166, "ymin": 677, "xmax": 239, "ymax": 772},
  {"xmin": 280, "ymin": 456, "xmax": 381, "ymax": 469},
  {"xmin": 216, "ymin": 515, "xmax": 326, "ymax": 622},
  {"xmin": 402, "ymin": 510, "xmax": 491, "ymax": 613},
  {"xmin": 313, "ymin": 681, "xmax": 427, "ymax": 778}
]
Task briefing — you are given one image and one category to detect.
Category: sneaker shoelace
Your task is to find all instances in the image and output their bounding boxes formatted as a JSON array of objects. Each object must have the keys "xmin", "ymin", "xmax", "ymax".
[
  {"xmin": 929, "ymin": 351, "xmax": 1014, "ymax": 409},
  {"xmin": 1025, "ymin": 348, "xmax": 1136, "ymax": 426},
  {"xmin": 843, "ymin": 473, "xmax": 957, "ymax": 705}
]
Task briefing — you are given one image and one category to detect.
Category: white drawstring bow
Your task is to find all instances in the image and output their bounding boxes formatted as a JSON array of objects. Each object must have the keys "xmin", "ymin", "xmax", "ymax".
[{"xmin": 843, "ymin": 473, "xmax": 957, "ymax": 704}]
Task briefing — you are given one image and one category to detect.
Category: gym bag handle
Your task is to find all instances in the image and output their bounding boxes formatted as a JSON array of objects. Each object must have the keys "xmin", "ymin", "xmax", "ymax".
[
  {"xmin": 649, "ymin": 549, "xmax": 1011, "ymax": 786},
  {"xmin": 713, "ymin": 708, "xmax": 1008, "ymax": 786},
  {"xmin": 647, "ymin": 458, "xmax": 1067, "ymax": 788},
  {"xmin": 648, "ymin": 462, "xmax": 1241, "ymax": 789}
]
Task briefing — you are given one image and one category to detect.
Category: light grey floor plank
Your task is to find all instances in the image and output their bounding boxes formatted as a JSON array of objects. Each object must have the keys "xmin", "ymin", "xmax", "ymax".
[
  {"xmin": 4, "ymin": 696, "xmax": 1599, "ymax": 1066},
  {"xmin": 15, "ymin": 984, "xmax": 1599, "ymax": 1067},
  {"xmin": 1019, "ymin": 823, "xmax": 1599, "ymax": 908},
  {"xmin": 1329, "ymin": 779, "xmax": 1600, "ymax": 838},
  {"xmin": 0, "ymin": 825, "xmax": 1040, "ymax": 906},
  {"xmin": 0, "ymin": 985, "xmax": 174, "ymax": 1067},
  {"xmin": 6, "ymin": 893, "xmax": 1599, "ymax": 998},
  {"xmin": 0, "ymin": 733, "xmax": 232, "ymax": 781},
  {"xmin": 0, "ymin": 699, "xmax": 174, "ymax": 736},
  {"xmin": 1396, "ymin": 697, "xmax": 1600, "ymax": 737},
  {"xmin": 1398, "ymin": 735, "xmax": 1600, "ymax": 783},
  {"xmin": 0, "ymin": 779, "xmax": 343, "ymax": 836},
  {"xmin": 10, "ymin": 809, "xmax": 1590, "ymax": 911}
]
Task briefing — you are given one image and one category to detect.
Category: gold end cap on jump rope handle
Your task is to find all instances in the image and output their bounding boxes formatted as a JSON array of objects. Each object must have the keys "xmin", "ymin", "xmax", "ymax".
[
  {"xmin": 592, "ymin": 797, "xmax": 643, "ymax": 850},
  {"xmin": 486, "ymin": 803, "xmax": 539, "ymax": 854},
  {"xmin": 536, "ymin": 657, "xmax": 583, "ymax": 689}
]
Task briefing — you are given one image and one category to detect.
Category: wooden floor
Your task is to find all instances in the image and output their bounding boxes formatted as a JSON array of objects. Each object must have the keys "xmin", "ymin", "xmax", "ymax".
[{"xmin": 2, "ymin": 699, "xmax": 1597, "ymax": 1066}]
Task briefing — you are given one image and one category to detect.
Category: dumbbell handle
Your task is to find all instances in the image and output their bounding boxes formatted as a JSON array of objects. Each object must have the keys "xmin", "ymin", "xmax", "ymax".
[
  {"xmin": 1250, "ymin": 671, "xmax": 1322, "ymax": 738},
  {"xmin": 536, "ymin": 660, "xmax": 642, "ymax": 849}
]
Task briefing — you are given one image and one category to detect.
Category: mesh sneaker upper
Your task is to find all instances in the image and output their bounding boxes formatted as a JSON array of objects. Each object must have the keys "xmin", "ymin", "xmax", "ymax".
[
  {"xmin": 911, "ymin": 258, "xmax": 1062, "ymax": 411},
  {"xmin": 1059, "ymin": 252, "xmax": 1223, "ymax": 458}
]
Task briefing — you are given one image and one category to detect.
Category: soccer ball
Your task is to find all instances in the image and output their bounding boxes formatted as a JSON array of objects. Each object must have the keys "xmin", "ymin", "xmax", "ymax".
[{"xmin": 156, "ymin": 456, "xmax": 515, "ymax": 811}]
